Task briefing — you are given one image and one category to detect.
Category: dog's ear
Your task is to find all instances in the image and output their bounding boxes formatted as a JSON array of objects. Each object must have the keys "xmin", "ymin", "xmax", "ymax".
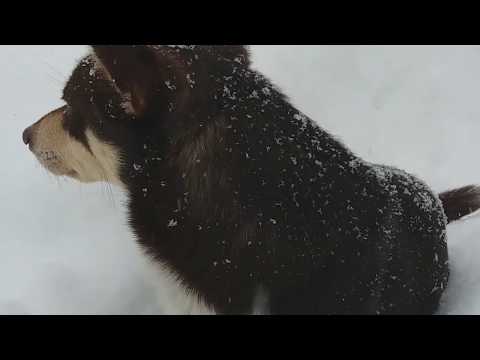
[{"xmin": 91, "ymin": 45, "xmax": 169, "ymax": 117}]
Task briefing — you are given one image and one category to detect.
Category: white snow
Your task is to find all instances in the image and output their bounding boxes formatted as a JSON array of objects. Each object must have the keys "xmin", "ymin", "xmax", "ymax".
[{"xmin": 2, "ymin": 45, "xmax": 480, "ymax": 314}]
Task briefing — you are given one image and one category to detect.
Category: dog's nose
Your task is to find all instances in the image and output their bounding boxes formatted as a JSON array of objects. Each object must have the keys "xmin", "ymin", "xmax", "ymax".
[{"xmin": 22, "ymin": 126, "xmax": 33, "ymax": 145}]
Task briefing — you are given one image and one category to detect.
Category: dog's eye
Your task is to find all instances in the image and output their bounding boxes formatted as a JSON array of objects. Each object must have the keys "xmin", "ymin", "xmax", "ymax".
[
  {"xmin": 62, "ymin": 106, "xmax": 71, "ymax": 121},
  {"xmin": 63, "ymin": 105, "xmax": 80, "ymax": 125},
  {"xmin": 62, "ymin": 103, "xmax": 87, "ymax": 140},
  {"xmin": 64, "ymin": 105, "xmax": 73, "ymax": 118}
]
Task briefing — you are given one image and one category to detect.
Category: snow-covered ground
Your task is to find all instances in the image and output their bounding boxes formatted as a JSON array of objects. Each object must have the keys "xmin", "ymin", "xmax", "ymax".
[{"xmin": 1, "ymin": 45, "xmax": 480, "ymax": 314}]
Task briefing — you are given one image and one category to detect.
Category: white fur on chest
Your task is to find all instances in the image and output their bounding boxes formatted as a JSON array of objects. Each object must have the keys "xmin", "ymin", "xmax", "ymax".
[
  {"xmin": 140, "ymin": 254, "xmax": 216, "ymax": 315},
  {"xmin": 137, "ymin": 247, "xmax": 271, "ymax": 315}
]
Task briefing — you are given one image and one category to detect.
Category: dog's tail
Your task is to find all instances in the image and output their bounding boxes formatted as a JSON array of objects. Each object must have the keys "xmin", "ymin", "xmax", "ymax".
[{"xmin": 439, "ymin": 185, "xmax": 480, "ymax": 224}]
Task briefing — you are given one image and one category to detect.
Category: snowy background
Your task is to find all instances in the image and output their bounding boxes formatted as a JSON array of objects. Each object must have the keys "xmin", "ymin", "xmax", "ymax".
[{"xmin": 2, "ymin": 45, "xmax": 480, "ymax": 314}]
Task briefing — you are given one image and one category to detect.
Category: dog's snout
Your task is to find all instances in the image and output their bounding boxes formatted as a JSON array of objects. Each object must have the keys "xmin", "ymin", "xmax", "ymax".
[{"xmin": 22, "ymin": 126, "xmax": 33, "ymax": 146}]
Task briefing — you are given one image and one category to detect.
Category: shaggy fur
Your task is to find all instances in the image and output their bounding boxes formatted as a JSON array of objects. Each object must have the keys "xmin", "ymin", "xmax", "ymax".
[{"xmin": 23, "ymin": 45, "xmax": 480, "ymax": 314}]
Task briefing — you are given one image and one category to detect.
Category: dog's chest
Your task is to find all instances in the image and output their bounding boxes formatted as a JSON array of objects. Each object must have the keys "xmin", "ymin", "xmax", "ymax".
[{"xmin": 140, "ymin": 255, "xmax": 216, "ymax": 315}]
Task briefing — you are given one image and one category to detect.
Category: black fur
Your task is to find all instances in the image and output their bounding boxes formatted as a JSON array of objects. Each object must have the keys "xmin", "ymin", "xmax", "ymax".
[{"xmin": 57, "ymin": 45, "xmax": 480, "ymax": 314}]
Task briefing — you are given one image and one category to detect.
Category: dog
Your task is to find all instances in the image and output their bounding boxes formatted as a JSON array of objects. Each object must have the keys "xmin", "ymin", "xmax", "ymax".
[{"xmin": 23, "ymin": 45, "xmax": 480, "ymax": 314}]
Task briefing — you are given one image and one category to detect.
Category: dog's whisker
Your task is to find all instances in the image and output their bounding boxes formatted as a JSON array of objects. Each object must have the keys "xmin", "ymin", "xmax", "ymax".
[
  {"xmin": 41, "ymin": 59, "xmax": 67, "ymax": 81},
  {"xmin": 99, "ymin": 169, "xmax": 117, "ymax": 208},
  {"xmin": 44, "ymin": 74, "xmax": 64, "ymax": 88}
]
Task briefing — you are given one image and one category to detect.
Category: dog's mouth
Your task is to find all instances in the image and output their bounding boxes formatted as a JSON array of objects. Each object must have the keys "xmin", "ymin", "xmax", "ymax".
[
  {"xmin": 37, "ymin": 150, "xmax": 59, "ymax": 162},
  {"xmin": 32, "ymin": 149, "xmax": 78, "ymax": 179}
]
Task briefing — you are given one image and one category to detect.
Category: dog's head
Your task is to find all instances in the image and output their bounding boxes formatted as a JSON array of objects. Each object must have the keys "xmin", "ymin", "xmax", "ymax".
[{"xmin": 23, "ymin": 45, "xmax": 251, "ymax": 187}]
